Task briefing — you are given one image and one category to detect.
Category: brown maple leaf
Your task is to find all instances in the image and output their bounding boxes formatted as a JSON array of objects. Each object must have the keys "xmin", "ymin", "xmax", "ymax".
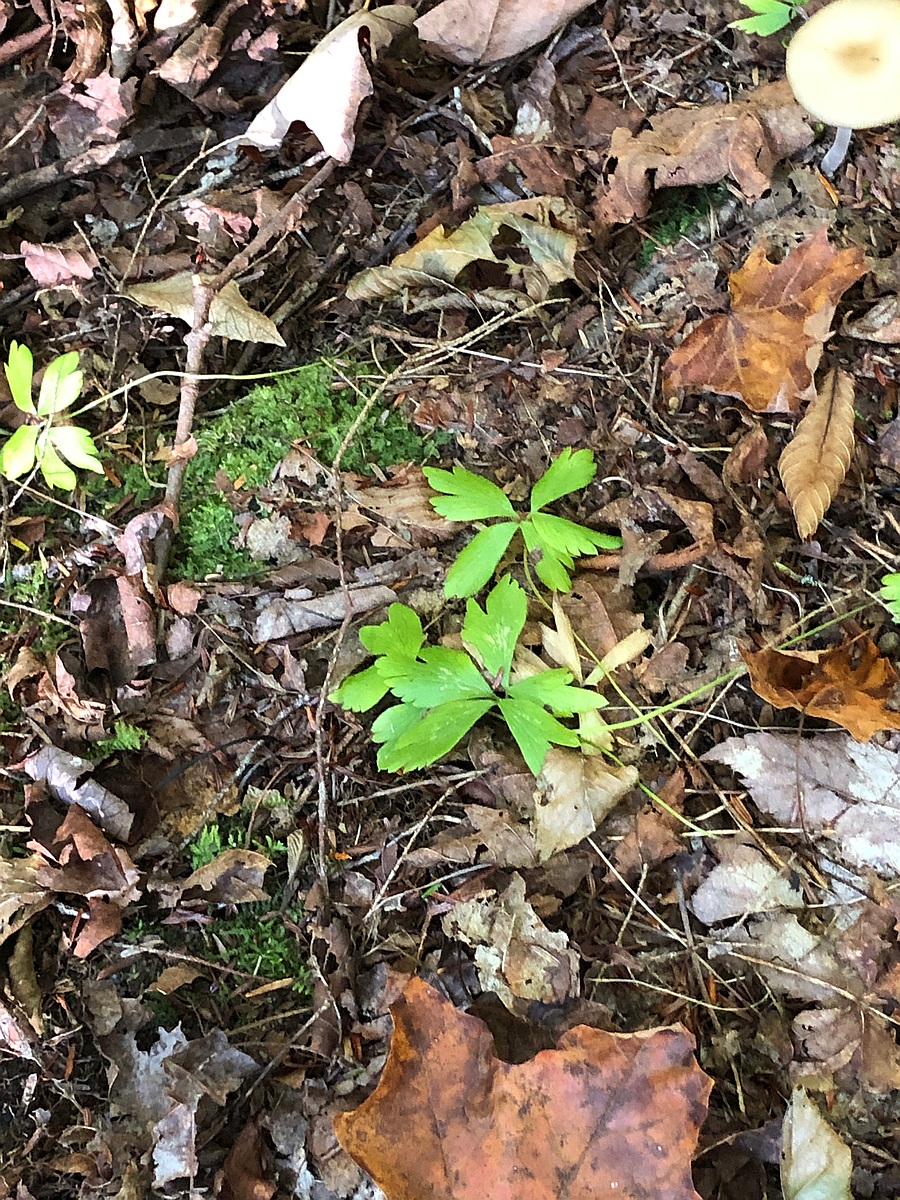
[
  {"xmin": 596, "ymin": 80, "xmax": 811, "ymax": 225},
  {"xmin": 664, "ymin": 226, "xmax": 867, "ymax": 413},
  {"xmin": 335, "ymin": 977, "xmax": 712, "ymax": 1200},
  {"xmin": 742, "ymin": 638, "xmax": 900, "ymax": 741}
]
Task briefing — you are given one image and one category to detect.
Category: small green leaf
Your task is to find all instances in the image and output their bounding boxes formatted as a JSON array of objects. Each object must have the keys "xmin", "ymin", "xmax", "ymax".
[
  {"xmin": 528, "ymin": 511, "xmax": 617, "ymax": 558},
  {"xmin": 444, "ymin": 521, "xmax": 517, "ymax": 598},
  {"xmin": 729, "ymin": 7, "xmax": 793, "ymax": 34},
  {"xmin": 0, "ymin": 423, "xmax": 39, "ymax": 480},
  {"xmin": 509, "ymin": 670, "xmax": 607, "ymax": 715},
  {"xmin": 371, "ymin": 702, "xmax": 423, "ymax": 745},
  {"xmin": 37, "ymin": 351, "xmax": 83, "ymax": 416},
  {"xmin": 5, "ymin": 342, "xmax": 35, "ymax": 414},
  {"xmin": 498, "ymin": 696, "xmax": 580, "ymax": 775},
  {"xmin": 376, "ymin": 698, "xmax": 495, "ymax": 771},
  {"xmin": 36, "ymin": 437, "xmax": 77, "ymax": 490},
  {"xmin": 379, "ymin": 645, "xmax": 494, "ymax": 708},
  {"xmin": 360, "ymin": 604, "xmax": 424, "ymax": 659},
  {"xmin": 462, "ymin": 576, "xmax": 527, "ymax": 684},
  {"xmin": 529, "ymin": 448, "xmax": 596, "ymax": 511},
  {"xmin": 533, "ymin": 546, "xmax": 576, "ymax": 592},
  {"xmin": 49, "ymin": 425, "xmax": 103, "ymax": 473},
  {"xmin": 424, "ymin": 465, "xmax": 516, "ymax": 521},
  {"xmin": 330, "ymin": 663, "xmax": 392, "ymax": 712}
]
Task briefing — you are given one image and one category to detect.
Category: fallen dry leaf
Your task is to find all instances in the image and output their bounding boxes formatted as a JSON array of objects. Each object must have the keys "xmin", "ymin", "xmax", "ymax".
[
  {"xmin": 781, "ymin": 1089, "xmax": 852, "ymax": 1200},
  {"xmin": 597, "ymin": 81, "xmax": 811, "ymax": 225},
  {"xmin": 21, "ymin": 239, "xmax": 99, "ymax": 287},
  {"xmin": 741, "ymin": 638, "xmax": 900, "ymax": 742},
  {"xmin": 778, "ymin": 369, "xmax": 855, "ymax": 539},
  {"xmin": 415, "ymin": 0, "xmax": 594, "ymax": 64},
  {"xmin": 534, "ymin": 748, "xmax": 637, "ymax": 860},
  {"xmin": 347, "ymin": 197, "xmax": 578, "ymax": 303},
  {"xmin": 703, "ymin": 730, "xmax": 900, "ymax": 876},
  {"xmin": 241, "ymin": 6, "xmax": 415, "ymax": 161},
  {"xmin": 0, "ymin": 855, "xmax": 51, "ymax": 950},
  {"xmin": 843, "ymin": 293, "xmax": 900, "ymax": 343},
  {"xmin": 441, "ymin": 874, "xmax": 579, "ymax": 1009},
  {"xmin": 20, "ymin": 744, "xmax": 134, "ymax": 841},
  {"xmin": 689, "ymin": 841, "xmax": 803, "ymax": 925},
  {"xmin": 335, "ymin": 977, "xmax": 712, "ymax": 1200},
  {"xmin": 664, "ymin": 227, "xmax": 867, "ymax": 413},
  {"xmin": 181, "ymin": 848, "xmax": 273, "ymax": 905},
  {"xmin": 126, "ymin": 273, "xmax": 285, "ymax": 346}
]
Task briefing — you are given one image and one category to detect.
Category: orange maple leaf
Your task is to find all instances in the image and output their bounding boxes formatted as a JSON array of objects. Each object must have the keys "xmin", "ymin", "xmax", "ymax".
[
  {"xmin": 664, "ymin": 226, "xmax": 866, "ymax": 413},
  {"xmin": 335, "ymin": 977, "xmax": 713, "ymax": 1200},
  {"xmin": 742, "ymin": 637, "xmax": 900, "ymax": 741}
]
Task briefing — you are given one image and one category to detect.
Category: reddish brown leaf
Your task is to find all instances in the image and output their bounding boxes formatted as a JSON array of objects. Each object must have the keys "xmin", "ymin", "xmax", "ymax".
[
  {"xmin": 664, "ymin": 227, "xmax": 867, "ymax": 413},
  {"xmin": 742, "ymin": 638, "xmax": 900, "ymax": 741},
  {"xmin": 335, "ymin": 977, "xmax": 712, "ymax": 1200}
]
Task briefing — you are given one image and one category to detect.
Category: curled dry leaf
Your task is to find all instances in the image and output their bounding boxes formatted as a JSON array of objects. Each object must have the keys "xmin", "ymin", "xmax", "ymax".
[
  {"xmin": 778, "ymin": 369, "xmax": 855, "ymax": 539},
  {"xmin": 125, "ymin": 273, "xmax": 285, "ymax": 346},
  {"xmin": 241, "ymin": 6, "xmax": 415, "ymax": 161},
  {"xmin": 335, "ymin": 977, "xmax": 713, "ymax": 1200},
  {"xmin": 663, "ymin": 227, "xmax": 867, "ymax": 413},
  {"xmin": 741, "ymin": 638, "xmax": 900, "ymax": 742}
]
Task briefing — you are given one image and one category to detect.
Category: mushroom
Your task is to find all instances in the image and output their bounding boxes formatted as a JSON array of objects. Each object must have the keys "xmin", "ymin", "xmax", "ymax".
[{"xmin": 785, "ymin": 0, "xmax": 900, "ymax": 175}]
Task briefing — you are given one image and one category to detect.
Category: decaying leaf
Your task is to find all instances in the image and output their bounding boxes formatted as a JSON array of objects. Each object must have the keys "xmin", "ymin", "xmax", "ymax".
[
  {"xmin": 690, "ymin": 841, "xmax": 803, "ymax": 925},
  {"xmin": 335, "ymin": 977, "xmax": 713, "ymax": 1200},
  {"xmin": 347, "ymin": 198, "xmax": 578, "ymax": 303},
  {"xmin": 704, "ymin": 730, "xmax": 900, "ymax": 876},
  {"xmin": 534, "ymin": 749, "xmax": 637, "ymax": 860},
  {"xmin": 180, "ymin": 849, "xmax": 273, "ymax": 904},
  {"xmin": 126, "ymin": 273, "xmax": 285, "ymax": 346},
  {"xmin": 415, "ymin": 0, "xmax": 595, "ymax": 65},
  {"xmin": 664, "ymin": 227, "xmax": 867, "ymax": 413},
  {"xmin": 21, "ymin": 239, "xmax": 99, "ymax": 287},
  {"xmin": 741, "ymin": 638, "xmax": 900, "ymax": 742},
  {"xmin": 0, "ymin": 856, "xmax": 51, "ymax": 951},
  {"xmin": 441, "ymin": 874, "xmax": 579, "ymax": 1009},
  {"xmin": 598, "ymin": 81, "xmax": 812, "ymax": 225},
  {"xmin": 778, "ymin": 369, "xmax": 855, "ymax": 539},
  {"xmin": 241, "ymin": 6, "xmax": 415, "ymax": 161},
  {"xmin": 781, "ymin": 1089, "xmax": 852, "ymax": 1200},
  {"xmin": 21, "ymin": 744, "xmax": 134, "ymax": 841}
]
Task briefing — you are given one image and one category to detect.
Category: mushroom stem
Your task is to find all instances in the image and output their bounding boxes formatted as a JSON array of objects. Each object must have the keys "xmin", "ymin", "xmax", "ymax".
[{"xmin": 820, "ymin": 125, "xmax": 853, "ymax": 175}]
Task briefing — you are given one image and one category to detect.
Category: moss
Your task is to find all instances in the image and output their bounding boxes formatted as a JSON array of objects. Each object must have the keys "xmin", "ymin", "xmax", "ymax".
[
  {"xmin": 94, "ymin": 359, "xmax": 449, "ymax": 580},
  {"xmin": 636, "ymin": 183, "xmax": 730, "ymax": 269}
]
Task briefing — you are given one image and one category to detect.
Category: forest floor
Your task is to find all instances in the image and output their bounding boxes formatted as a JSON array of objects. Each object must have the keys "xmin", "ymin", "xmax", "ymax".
[{"xmin": 1, "ymin": 0, "xmax": 900, "ymax": 1196}]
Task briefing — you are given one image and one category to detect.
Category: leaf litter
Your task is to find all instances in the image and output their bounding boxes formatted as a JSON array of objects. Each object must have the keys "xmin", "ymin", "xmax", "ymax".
[{"xmin": 1, "ymin": 0, "xmax": 898, "ymax": 1195}]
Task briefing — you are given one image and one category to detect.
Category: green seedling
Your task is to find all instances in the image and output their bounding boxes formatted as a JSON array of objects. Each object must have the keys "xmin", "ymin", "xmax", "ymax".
[
  {"xmin": 879, "ymin": 573, "xmax": 900, "ymax": 622},
  {"xmin": 729, "ymin": 0, "xmax": 803, "ymax": 36},
  {"xmin": 0, "ymin": 342, "xmax": 103, "ymax": 490},
  {"xmin": 424, "ymin": 449, "xmax": 620, "ymax": 597},
  {"xmin": 331, "ymin": 576, "xmax": 608, "ymax": 774}
]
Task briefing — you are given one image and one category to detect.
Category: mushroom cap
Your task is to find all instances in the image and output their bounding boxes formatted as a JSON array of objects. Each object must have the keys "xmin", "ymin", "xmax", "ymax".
[{"xmin": 786, "ymin": 0, "xmax": 900, "ymax": 128}]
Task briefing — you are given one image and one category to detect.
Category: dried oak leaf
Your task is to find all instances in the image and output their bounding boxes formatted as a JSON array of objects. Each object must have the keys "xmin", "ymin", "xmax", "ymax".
[
  {"xmin": 597, "ymin": 80, "xmax": 811, "ymax": 225},
  {"xmin": 778, "ymin": 368, "xmax": 855, "ymax": 539},
  {"xmin": 664, "ymin": 226, "xmax": 867, "ymax": 413},
  {"xmin": 741, "ymin": 638, "xmax": 900, "ymax": 741},
  {"xmin": 335, "ymin": 977, "xmax": 713, "ymax": 1200}
]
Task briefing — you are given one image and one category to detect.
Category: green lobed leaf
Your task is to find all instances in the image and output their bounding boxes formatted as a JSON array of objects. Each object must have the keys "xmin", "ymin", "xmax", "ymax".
[
  {"xmin": 378, "ymin": 645, "xmax": 494, "ymax": 708},
  {"xmin": 424, "ymin": 465, "xmax": 516, "ymax": 521},
  {"xmin": 48, "ymin": 425, "xmax": 103, "ymax": 473},
  {"xmin": 360, "ymin": 604, "xmax": 424, "ymax": 659},
  {"xmin": 5, "ymin": 342, "xmax": 35, "ymax": 414},
  {"xmin": 729, "ymin": 7, "xmax": 793, "ymax": 34},
  {"xmin": 36, "ymin": 437, "xmax": 77, "ymax": 490},
  {"xmin": 461, "ymin": 576, "xmax": 527, "ymax": 684},
  {"xmin": 498, "ymin": 696, "xmax": 580, "ymax": 775},
  {"xmin": 528, "ymin": 511, "xmax": 620, "ymax": 558},
  {"xmin": 508, "ymin": 669, "xmax": 608, "ymax": 716},
  {"xmin": 529, "ymin": 448, "xmax": 596, "ymax": 511},
  {"xmin": 330, "ymin": 663, "xmax": 392, "ymax": 712},
  {"xmin": 376, "ymin": 698, "xmax": 495, "ymax": 771},
  {"xmin": 880, "ymin": 573, "xmax": 900, "ymax": 618},
  {"xmin": 37, "ymin": 351, "xmax": 83, "ymax": 416},
  {"xmin": 0, "ymin": 423, "xmax": 39, "ymax": 480},
  {"xmin": 444, "ymin": 521, "xmax": 517, "ymax": 598}
]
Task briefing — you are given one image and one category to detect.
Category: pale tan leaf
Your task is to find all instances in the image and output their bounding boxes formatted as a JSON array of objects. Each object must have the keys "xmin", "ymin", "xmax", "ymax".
[
  {"xmin": 126, "ymin": 273, "xmax": 285, "ymax": 346},
  {"xmin": 778, "ymin": 368, "xmax": 855, "ymax": 539}
]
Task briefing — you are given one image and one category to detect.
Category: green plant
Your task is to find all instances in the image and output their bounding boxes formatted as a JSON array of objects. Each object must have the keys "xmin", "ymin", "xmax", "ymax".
[
  {"xmin": 879, "ymin": 573, "xmax": 900, "ymax": 621},
  {"xmin": 331, "ymin": 576, "xmax": 607, "ymax": 774},
  {"xmin": 0, "ymin": 343, "xmax": 103, "ymax": 490},
  {"xmin": 210, "ymin": 906, "xmax": 310, "ymax": 993},
  {"xmin": 91, "ymin": 719, "xmax": 148, "ymax": 759},
  {"xmin": 729, "ymin": 0, "xmax": 804, "ymax": 35},
  {"xmin": 424, "ymin": 449, "xmax": 620, "ymax": 597}
]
